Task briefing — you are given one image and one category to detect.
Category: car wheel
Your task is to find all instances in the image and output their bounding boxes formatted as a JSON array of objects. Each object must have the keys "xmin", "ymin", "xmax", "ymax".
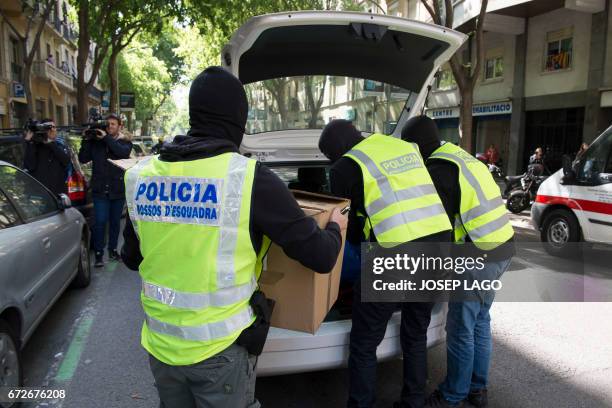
[
  {"xmin": 541, "ymin": 209, "xmax": 581, "ymax": 257},
  {"xmin": 0, "ymin": 319, "xmax": 22, "ymax": 407},
  {"xmin": 71, "ymin": 235, "xmax": 91, "ymax": 288},
  {"xmin": 506, "ymin": 191, "xmax": 528, "ymax": 214}
]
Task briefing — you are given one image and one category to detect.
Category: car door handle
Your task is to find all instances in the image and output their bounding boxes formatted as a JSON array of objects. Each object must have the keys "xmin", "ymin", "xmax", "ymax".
[{"xmin": 42, "ymin": 237, "xmax": 51, "ymax": 249}]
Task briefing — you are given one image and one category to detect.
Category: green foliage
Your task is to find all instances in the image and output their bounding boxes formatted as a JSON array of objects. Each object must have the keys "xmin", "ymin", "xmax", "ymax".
[{"xmin": 101, "ymin": 41, "xmax": 172, "ymax": 122}]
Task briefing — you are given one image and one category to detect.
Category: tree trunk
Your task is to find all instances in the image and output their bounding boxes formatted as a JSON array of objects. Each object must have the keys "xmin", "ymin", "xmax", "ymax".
[
  {"xmin": 108, "ymin": 49, "xmax": 119, "ymax": 113},
  {"xmin": 141, "ymin": 119, "xmax": 149, "ymax": 136},
  {"xmin": 459, "ymin": 88, "xmax": 474, "ymax": 153},
  {"xmin": 23, "ymin": 65, "xmax": 35, "ymax": 120},
  {"xmin": 76, "ymin": 0, "xmax": 90, "ymax": 123}
]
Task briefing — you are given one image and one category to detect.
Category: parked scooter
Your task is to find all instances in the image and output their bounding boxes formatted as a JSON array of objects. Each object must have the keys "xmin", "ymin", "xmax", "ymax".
[
  {"xmin": 505, "ymin": 164, "xmax": 548, "ymax": 214},
  {"xmin": 475, "ymin": 153, "xmax": 505, "ymax": 180}
]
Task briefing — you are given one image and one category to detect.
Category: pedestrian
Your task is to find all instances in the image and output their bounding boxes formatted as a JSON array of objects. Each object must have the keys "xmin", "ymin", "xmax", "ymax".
[
  {"xmin": 150, "ymin": 136, "xmax": 164, "ymax": 155},
  {"xmin": 575, "ymin": 142, "xmax": 589, "ymax": 161},
  {"xmin": 23, "ymin": 119, "xmax": 70, "ymax": 195},
  {"xmin": 401, "ymin": 116, "xmax": 515, "ymax": 408},
  {"xmin": 121, "ymin": 66, "xmax": 347, "ymax": 408},
  {"xmin": 318, "ymin": 119, "xmax": 452, "ymax": 408},
  {"xmin": 485, "ymin": 144, "xmax": 499, "ymax": 165},
  {"xmin": 78, "ymin": 113, "xmax": 132, "ymax": 267}
]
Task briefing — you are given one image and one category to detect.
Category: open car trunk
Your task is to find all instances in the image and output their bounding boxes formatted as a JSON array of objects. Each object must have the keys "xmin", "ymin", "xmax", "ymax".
[{"xmin": 223, "ymin": 11, "xmax": 465, "ymax": 136}]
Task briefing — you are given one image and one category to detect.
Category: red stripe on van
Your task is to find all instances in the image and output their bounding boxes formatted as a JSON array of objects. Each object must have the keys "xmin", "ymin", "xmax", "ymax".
[{"xmin": 535, "ymin": 195, "xmax": 612, "ymax": 215}]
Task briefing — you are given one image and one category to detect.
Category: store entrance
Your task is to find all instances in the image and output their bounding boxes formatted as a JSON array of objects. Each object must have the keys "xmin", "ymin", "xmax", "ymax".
[{"xmin": 524, "ymin": 107, "xmax": 584, "ymax": 172}]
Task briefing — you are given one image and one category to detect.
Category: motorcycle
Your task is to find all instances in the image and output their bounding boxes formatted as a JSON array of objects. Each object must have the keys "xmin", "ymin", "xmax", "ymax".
[
  {"xmin": 475, "ymin": 153, "xmax": 505, "ymax": 180},
  {"xmin": 505, "ymin": 164, "xmax": 548, "ymax": 214}
]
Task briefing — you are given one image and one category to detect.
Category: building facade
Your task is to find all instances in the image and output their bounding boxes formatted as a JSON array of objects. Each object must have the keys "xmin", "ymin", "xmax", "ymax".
[
  {"xmin": 0, "ymin": 0, "xmax": 102, "ymax": 129},
  {"xmin": 386, "ymin": 0, "xmax": 612, "ymax": 174}
]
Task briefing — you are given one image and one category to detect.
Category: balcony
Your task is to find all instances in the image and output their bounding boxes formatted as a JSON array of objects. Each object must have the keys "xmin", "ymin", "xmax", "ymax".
[{"xmin": 33, "ymin": 60, "xmax": 74, "ymax": 91}]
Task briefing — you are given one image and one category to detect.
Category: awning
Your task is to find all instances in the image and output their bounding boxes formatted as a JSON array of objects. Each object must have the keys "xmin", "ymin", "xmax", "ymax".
[{"xmin": 9, "ymin": 97, "xmax": 27, "ymax": 105}]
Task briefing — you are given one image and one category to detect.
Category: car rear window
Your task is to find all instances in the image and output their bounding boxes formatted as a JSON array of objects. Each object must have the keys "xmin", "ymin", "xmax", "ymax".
[{"xmin": 0, "ymin": 139, "xmax": 24, "ymax": 167}]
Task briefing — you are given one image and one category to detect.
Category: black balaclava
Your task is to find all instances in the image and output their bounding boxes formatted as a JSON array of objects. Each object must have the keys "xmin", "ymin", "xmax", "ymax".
[
  {"xmin": 319, "ymin": 119, "xmax": 364, "ymax": 163},
  {"xmin": 187, "ymin": 66, "xmax": 247, "ymax": 147},
  {"xmin": 400, "ymin": 115, "xmax": 442, "ymax": 159}
]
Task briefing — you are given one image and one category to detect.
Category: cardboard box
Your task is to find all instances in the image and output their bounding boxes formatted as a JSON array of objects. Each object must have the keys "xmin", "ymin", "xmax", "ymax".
[{"xmin": 259, "ymin": 190, "xmax": 350, "ymax": 334}]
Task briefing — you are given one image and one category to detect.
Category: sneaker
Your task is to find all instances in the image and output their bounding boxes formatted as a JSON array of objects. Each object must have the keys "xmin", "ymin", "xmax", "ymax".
[
  {"xmin": 94, "ymin": 252, "xmax": 104, "ymax": 268},
  {"xmin": 109, "ymin": 249, "xmax": 121, "ymax": 262},
  {"xmin": 425, "ymin": 390, "xmax": 464, "ymax": 408},
  {"xmin": 467, "ymin": 389, "xmax": 488, "ymax": 408}
]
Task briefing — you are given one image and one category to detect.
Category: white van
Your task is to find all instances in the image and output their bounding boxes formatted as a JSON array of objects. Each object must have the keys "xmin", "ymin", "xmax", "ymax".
[
  {"xmin": 531, "ymin": 125, "xmax": 612, "ymax": 256},
  {"xmin": 222, "ymin": 11, "xmax": 465, "ymax": 375}
]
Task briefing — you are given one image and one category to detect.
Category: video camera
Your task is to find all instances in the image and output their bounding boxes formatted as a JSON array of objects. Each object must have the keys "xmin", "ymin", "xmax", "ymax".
[
  {"xmin": 24, "ymin": 119, "xmax": 54, "ymax": 143},
  {"xmin": 82, "ymin": 108, "xmax": 109, "ymax": 140}
]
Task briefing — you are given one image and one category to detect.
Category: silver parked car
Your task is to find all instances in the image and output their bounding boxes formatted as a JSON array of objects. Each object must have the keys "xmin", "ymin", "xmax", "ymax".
[{"xmin": 0, "ymin": 161, "xmax": 91, "ymax": 396}]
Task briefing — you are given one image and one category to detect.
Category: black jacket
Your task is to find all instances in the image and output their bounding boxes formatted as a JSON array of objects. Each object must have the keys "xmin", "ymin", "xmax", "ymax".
[
  {"xmin": 78, "ymin": 134, "xmax": 132, "ymax": 199},
  {"xmin": 23, "ymin": 140, "xmax": 70, "ymax": 196},
  {"xmin": 329, "ymin": 156, "xmax": 451, "ymax": 244},
  {"xmin": 121, "ymin": 135, "xmax": 342, "ymax": 274}
]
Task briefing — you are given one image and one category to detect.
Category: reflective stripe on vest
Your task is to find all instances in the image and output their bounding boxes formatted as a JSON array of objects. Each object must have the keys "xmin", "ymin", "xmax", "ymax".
[
  {"xmin": 145, "ymin": 306, "xmax": 254, "ymax": 342},
  {"xmin": 124, "ymin": 153, "xmax": 268, "ymax": 366},
  {"xmin": 430, "ymin": 143, "xmax": 513, "ymax": 246},
  {"xmin": 142, "ymin": 277, "xmax": 257, "ymax": 309},
  {"xmin": 345, "ymin": 134, "xmax": 451, "ymax": 243}
]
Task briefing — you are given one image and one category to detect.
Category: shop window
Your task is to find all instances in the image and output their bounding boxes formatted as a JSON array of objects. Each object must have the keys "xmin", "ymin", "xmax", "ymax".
[
  {"xmin": 544, "ymin": 28, "xmax": 573, "ymax": 72},
  {"xmin": 484, "ymin": 56, "xmax": 503, "ymax": 80},
  {"xmin": 435, "ymin": 69, "xmax": 456, "ymax": 91}
]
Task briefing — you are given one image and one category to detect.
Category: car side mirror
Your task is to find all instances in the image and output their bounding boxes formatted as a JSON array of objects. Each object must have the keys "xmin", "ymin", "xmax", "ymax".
[
  {"xmin": 561, "ymin": 155, "xmax": 576, "ymax": 183},
  {"xmin": 58, "ymin": 193, "xmax": 72, "ymax": 209}
]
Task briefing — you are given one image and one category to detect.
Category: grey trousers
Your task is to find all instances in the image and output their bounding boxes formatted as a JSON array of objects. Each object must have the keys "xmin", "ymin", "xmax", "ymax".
[{"xmin": 148, "ymin": 344, "xmax": 259, "ymax": 408}]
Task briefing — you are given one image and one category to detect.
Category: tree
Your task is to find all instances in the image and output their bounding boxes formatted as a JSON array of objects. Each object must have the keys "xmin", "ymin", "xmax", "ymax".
[
  {"xmin": 100, "ymin": 41, "xmax": 172, "ymax": 134},
  {"xmin": 105, "ymin": 1, "xmax": 183, "ymax": 113},
  {"xmin": 304, "ymin": 76, "xmax": 327, "ymax": 128},
  {"xmin": 72, "ymin": 0, "xmax": 113, "ymax": 123},
  {"xmin": 0, "ymin": 0, "xmax": 54, "ymax": 120},
  {"xmin": 420, "ymin": 0, "xmax": 488, "ymax": 153}
]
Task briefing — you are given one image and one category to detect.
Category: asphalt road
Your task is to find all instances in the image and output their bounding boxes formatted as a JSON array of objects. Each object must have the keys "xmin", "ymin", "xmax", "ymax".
[{"xmin": 20, "ymin": 219, "xmax": 612, "ymax": 408}]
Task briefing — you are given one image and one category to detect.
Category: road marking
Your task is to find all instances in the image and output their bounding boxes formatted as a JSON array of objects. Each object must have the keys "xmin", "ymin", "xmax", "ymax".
[{"xmin": 54, "ymin": 262, "xmax": 119, "ymax": 383}]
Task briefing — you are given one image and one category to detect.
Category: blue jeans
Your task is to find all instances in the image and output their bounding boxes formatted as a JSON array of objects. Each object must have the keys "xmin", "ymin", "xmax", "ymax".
[
  {"xmin": 93, "ymin": 197, "xmax": 124, "ymax": 254},
  {"xmin": 439, "ymin": 258, "xmax": 512, "ymax": 405}
]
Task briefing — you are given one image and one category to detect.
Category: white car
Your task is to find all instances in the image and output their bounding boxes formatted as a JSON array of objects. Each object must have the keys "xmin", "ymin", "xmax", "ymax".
[
  {"xmin": 532, "ymin": 125, "xmax": 612, "ymax": 256},
  {"xmin": 222, "ymin": 11, "xmax": 465, "ymax": 376}
]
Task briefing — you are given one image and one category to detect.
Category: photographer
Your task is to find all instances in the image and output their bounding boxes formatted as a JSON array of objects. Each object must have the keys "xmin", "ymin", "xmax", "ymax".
[
  {"xmin": 23, "ymin": 119, "xmax": 70, "ymax": 195},
  {"xmin": 79, "ymin": 113, "xmax": 132, "ymax": 267}
]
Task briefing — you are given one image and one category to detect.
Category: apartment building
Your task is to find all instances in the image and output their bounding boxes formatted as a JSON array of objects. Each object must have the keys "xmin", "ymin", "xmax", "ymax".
[
  {"xmin": 386, "ymin": 0, "xmax": 612, "ymax": 174},
  {"xmin": 0, "ymin": 0, "xmax": 102, "ymax": 129}
]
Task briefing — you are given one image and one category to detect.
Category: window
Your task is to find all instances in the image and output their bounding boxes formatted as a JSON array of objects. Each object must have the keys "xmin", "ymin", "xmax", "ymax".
[
  {"xmin": 484, "ymin": 56, "xmax": 503, "ymax": 80},
  {"xmin": 0, "ymin": 165, "xmax": 58, "ymax": 221},
  {"xmin": 0, "ymin": 190, "xmax": 21, "ymax": 229},
  {"xmin": 56, "ymin": 51, "xmax": 61, "ymax": 68},
  {"xmin": 435, "ymin": 69, "xmax": 456, "ymax": 90},
  {"xmin": 545, "ymin": 28, "xmax": 573, "ymax": 72},
  {"xmin": 576, "ymin": 127, "xmax": 612, "ymax": 184}
]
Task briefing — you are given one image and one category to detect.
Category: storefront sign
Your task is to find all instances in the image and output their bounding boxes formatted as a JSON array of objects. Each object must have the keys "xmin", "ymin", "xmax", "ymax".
[
  {"xmin": 426, "ymin": 107, "xmax": 459, "ymax": 119},
  {"xmin": 472, "ymin": 101, "xmax": 512, "ymax": 116},
  {"xmin": 363, "ymin": 80, "xmax": 384, "ymax": 96},
  {"xmin": 120, "ymin": 92, "xmax": 135, "ymax": 110}
]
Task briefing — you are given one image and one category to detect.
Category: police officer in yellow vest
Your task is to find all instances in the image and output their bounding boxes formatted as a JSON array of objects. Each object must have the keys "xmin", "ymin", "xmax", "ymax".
[
  {"xmin": 318, "ymin": 120, "xmax": 452, "ymax": 408},
  {"xmin": 401, "ymin": 116, "xmax": 514, "ymax": 408},
  {"xmin": 121, "ymin": 67, "xmax": 347, "ymax": 408}
]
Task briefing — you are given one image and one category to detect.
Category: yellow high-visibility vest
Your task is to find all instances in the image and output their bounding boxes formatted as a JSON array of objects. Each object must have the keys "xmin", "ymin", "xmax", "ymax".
[
  {"xmin": 125, "ymin": 153, "xmax": 270, "ymax": 365},
  {"xmin": 344, "ymin": 134, "xmax": 451, "ymax": 244},
  {"xmin": 429, "ymin": 142, "xmax": 514, "ymax": 248}
]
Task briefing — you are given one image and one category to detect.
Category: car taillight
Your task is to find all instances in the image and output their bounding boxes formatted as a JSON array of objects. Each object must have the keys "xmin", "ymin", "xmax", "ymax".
[{"xmin": 67, "ymin": 171, "xmax": 86, "ymax": 201}]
